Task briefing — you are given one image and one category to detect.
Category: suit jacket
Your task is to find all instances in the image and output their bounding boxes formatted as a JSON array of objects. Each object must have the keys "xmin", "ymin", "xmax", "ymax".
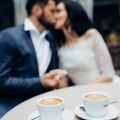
[{"xmin": 0, "ymin": 25, "xmax": 58, "ymax": 117}]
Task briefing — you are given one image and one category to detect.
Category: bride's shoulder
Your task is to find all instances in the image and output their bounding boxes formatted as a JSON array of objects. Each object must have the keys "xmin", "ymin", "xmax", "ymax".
[{"xmin": 84, "ymin": 29, "xmax": 99, "ymax": 38}]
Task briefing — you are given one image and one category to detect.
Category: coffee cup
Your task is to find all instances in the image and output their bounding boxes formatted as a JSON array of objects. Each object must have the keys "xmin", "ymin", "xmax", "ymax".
[
  {"xmin": 82, "ymin": 92, "xmax": 109, "ymax": 117},
  {"xmin": 36, "ymin": 96, "xmax": 65, "ymax": 120}
]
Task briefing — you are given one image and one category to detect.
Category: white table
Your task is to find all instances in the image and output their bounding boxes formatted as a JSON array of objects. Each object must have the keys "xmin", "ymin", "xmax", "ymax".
[{"xmin": 1, "ymin": 83, "xmax": 120, "ymax": 120}]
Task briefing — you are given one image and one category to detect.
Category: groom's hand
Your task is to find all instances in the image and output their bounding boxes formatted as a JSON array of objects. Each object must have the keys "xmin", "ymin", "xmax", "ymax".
[{"xmin": 41, "ymin": 69, "xmax": 68, "ymax": 89}]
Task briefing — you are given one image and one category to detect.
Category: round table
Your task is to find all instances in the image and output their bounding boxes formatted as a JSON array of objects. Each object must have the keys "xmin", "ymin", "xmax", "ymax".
[{"xmin": 1, "ymin": 83, "xmax": 120, "ymax": 120}]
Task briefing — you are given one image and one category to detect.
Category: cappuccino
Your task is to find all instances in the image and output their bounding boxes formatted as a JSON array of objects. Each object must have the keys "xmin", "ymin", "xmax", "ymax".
[
  {"xmin": 85, "ymin": 94, "xmax": 107, "ymax": 100},
  {"xmin": 39, "ymin": 98, "xmax": 62, "ymax": 105},
  {"xmin": 82, "ymin": 92, "xmax": 109, "ymax": 117}
]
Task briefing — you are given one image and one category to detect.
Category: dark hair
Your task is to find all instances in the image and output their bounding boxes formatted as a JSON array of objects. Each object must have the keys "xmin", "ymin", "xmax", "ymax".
[
  {"xmin": 26, "ymin": 0, "xmax": 49, "ymax": 16},
  {"xmin": 65, "ymin": 0, "xmax": 93, "ymax": 35},
  {"xmin": 52, "ymin": 0, "xmax": 94, "ymax": 47}
]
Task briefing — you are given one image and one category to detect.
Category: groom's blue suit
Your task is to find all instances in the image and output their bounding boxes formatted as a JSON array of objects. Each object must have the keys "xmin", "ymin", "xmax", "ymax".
[{"xmin": 0, "ymin": 25, "xmax": 58, "ymax": 117}]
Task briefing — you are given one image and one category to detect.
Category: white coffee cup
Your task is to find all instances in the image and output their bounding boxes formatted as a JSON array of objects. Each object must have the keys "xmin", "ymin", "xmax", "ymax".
[
  {"xmin": 36, "ymin": 96, "xmax": 65, "ymax": 120},
  {"xmin": 82, "ymin": 92, "xmax": 109, "ymax": 117}
]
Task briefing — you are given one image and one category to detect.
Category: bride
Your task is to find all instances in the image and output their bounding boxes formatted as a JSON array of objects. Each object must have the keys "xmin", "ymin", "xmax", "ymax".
[{"xmin": 52, "ymin": 0, "xmax": 119, "ymax": 85}]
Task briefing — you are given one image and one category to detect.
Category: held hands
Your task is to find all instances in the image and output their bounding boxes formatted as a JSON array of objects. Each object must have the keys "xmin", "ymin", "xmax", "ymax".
[{"xmin": 41, "ymin": 69, "xmax": 68, "ymax": 89}]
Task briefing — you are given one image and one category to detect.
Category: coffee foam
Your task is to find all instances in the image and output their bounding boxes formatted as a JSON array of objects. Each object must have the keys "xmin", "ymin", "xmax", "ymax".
[
  {"xmin": 85, "ymin": 94, "xmax": 107, "ymax": 100},
  {"xmin": 39, "ymin": 98, "xmax": 62, "ymax": 105}
]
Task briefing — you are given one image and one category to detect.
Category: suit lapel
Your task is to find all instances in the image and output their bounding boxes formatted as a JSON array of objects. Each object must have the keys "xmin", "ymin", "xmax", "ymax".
[
  {"xmin": 21, "ymin": 25, "xmax": 36, "ymax": 55},
  {"xmin": 45, "ymin": 34, "xmax": 58, "ymax": 72},
  {"xmin": 20, "ymin": 25, "xmax": 39, "ymax": 75}
]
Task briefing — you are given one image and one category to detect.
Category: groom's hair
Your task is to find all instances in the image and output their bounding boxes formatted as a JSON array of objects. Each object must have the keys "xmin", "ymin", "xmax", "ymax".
[{"xmin": 26, "ymin": 0, "xmax": 49, "ymax": 16}]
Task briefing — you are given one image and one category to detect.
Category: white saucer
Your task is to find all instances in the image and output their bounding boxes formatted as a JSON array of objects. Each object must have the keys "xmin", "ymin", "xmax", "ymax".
[
  {"xmin": 74, "ymin": 104, "xmax": 120, "ymax": 120},
  {"xmin": 28, "ymin": 109, "xmax": 75, "ymax": 120}
]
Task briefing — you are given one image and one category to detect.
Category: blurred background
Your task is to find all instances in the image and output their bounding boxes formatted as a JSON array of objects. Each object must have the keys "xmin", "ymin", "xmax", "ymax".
[{"xmin": 0, "ymin": 0, "xmax": 120, "ymax": 74}]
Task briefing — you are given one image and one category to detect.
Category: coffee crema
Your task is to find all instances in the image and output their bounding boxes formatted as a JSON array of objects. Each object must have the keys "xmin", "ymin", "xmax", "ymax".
[
  {"xmin": 39, "ymin": 98, "xmax": 62, "ymax": 105},
  {"xmin": 85, "ymin": 94, "xmax": 107, "ymax": 100}
]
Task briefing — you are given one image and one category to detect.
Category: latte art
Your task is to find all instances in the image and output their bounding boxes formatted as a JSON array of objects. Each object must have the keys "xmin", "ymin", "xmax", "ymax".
[
  {"xmin": 39, "ymin": 98, "xmax": 62, "ymax": 105},
  {"xmin": 85, "ymin": 94, "xmax": 107, "ymax": 100}
]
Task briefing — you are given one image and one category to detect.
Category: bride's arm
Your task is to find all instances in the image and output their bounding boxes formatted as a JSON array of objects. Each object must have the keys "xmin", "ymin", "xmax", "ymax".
[
  {"xmin": 89, "ymin": 30, "xmax": 115, "ymax": 84},
  {"xmin": 89, "ymin": 74, "xmax": 112, "ymax": 84}
]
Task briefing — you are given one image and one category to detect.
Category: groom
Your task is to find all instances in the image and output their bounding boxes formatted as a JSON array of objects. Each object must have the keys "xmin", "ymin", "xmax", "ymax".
[{"xmin": 0, "ymin": 0, "xmax": 68, "ymax": 117}]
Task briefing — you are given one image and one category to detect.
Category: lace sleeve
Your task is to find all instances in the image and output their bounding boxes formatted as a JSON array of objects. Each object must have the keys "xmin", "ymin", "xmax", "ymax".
[{"xmin": 93, "ymin": 33, "xmax": 115, "ymax": 79}]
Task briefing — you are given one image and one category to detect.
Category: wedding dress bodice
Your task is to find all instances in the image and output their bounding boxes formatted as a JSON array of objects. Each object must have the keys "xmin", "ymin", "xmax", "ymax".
[{"xmin": 58, "ymin": 33, "xmax": 115, "ymax": 84}]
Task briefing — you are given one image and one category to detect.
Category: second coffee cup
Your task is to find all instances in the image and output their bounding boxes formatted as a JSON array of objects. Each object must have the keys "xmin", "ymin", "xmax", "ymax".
[{"xmin": 82, "ymin": 92, "xmax": 109, "ymax": 117}]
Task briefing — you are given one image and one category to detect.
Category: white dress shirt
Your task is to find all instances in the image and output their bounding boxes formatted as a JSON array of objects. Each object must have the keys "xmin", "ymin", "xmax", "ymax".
[{"xmin": 24, "ymin": 18, "xmax": 51, "ymax": 77}]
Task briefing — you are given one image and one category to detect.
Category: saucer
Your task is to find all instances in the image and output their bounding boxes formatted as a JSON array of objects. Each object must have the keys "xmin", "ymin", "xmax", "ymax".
[
  {"xmin": 28, "ymin": 109, "xmax": 75, "ymax": 120},
  {"xmin": 74, "ymin": 104, "xmax": 120, "ymax": 120}
]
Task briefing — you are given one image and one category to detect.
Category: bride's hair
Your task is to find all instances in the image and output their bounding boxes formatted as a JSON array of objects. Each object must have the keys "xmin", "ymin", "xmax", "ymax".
[{"xmin": 51, "ymin": 0, "xmax": 94, "ymax": 47}]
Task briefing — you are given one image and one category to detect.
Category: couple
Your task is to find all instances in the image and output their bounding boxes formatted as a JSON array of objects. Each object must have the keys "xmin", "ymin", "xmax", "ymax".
[{"xmin": 0, "ymin": 0, "xmax": 117, "ymax": 117}]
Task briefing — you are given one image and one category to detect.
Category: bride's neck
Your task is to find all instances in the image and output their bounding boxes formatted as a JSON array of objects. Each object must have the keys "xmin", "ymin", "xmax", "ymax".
[{"xmin": 62, "ymin": 28, "xmax": 79, "ymax": 46}]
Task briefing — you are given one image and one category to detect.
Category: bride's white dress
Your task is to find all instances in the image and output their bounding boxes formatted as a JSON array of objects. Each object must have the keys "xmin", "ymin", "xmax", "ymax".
[{"xmin": 58, "ymin": 33, "xmax": 116, "ymax": 84}]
